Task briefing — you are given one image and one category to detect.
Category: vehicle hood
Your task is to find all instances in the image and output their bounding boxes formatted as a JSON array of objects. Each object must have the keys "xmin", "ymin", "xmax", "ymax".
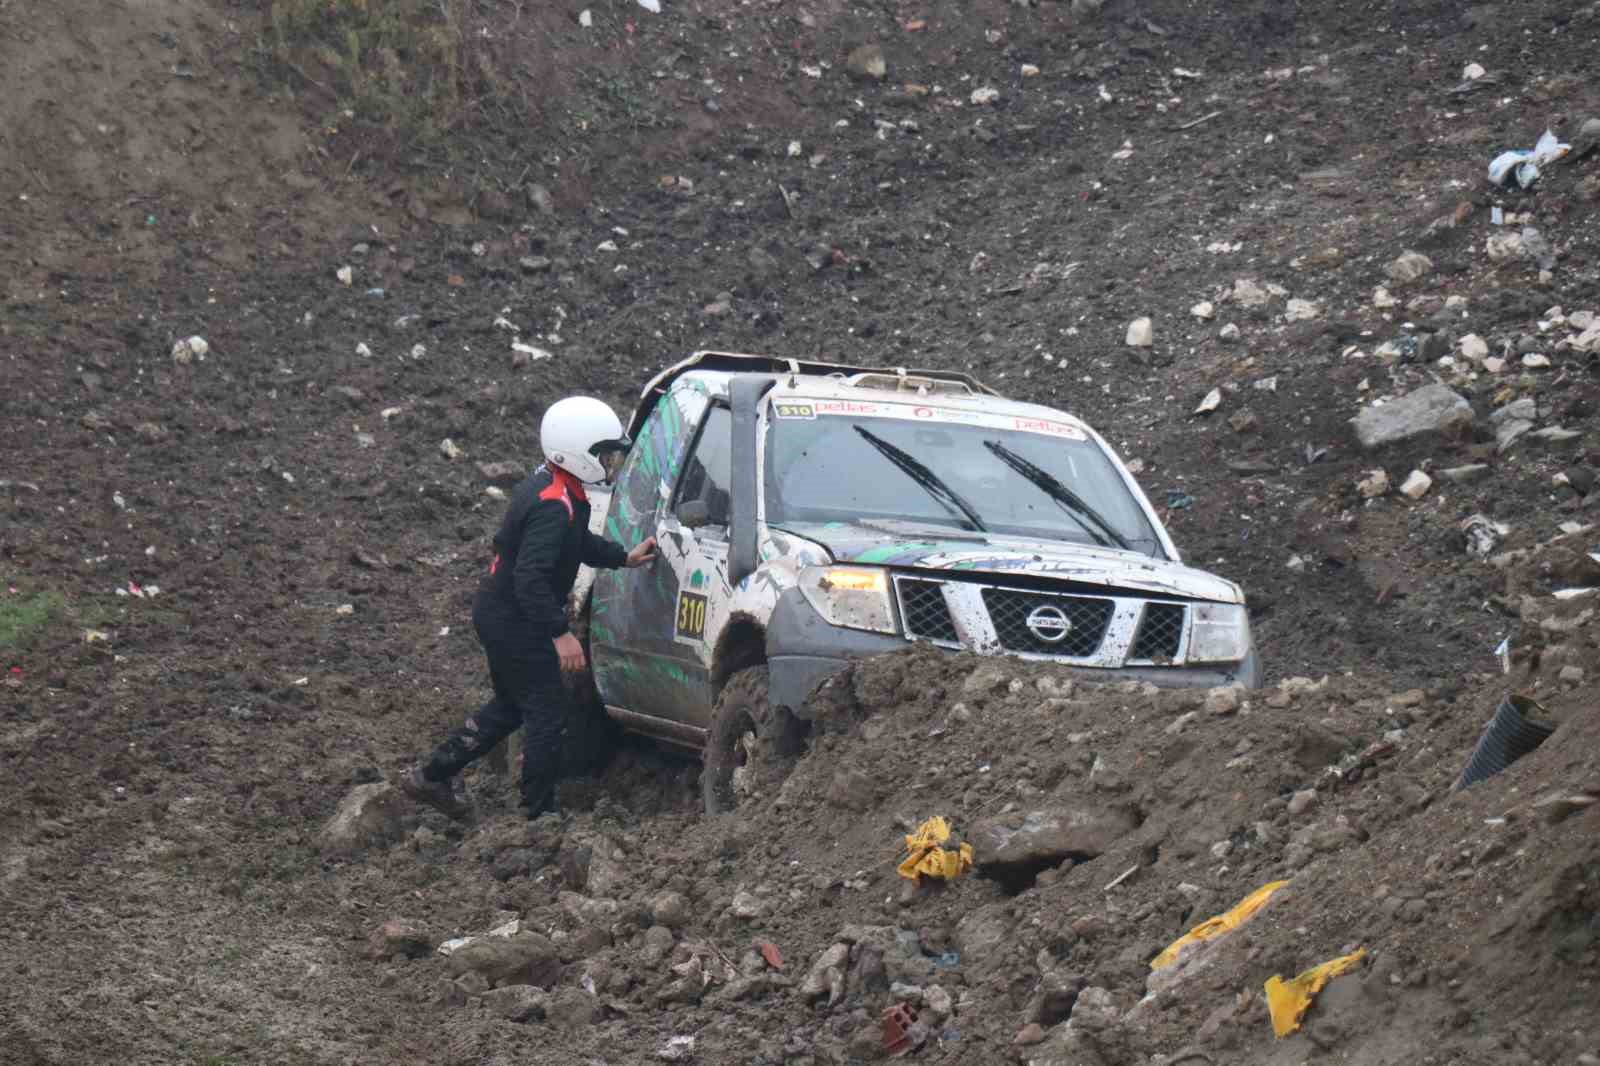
[{"xmin": 779, "ymin": 522, "xmax": 1243, "ymax": 603}]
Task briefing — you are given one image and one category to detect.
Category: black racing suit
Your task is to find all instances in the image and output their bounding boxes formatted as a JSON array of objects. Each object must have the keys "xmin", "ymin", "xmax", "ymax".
[{"xmin": 420, "ymin": 464, "xmax": 628, "ymax": 814}]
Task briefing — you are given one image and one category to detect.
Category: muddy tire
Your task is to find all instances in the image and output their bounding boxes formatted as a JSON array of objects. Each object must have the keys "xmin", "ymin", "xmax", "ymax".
[{"xmin": 701, "ymin": 665, "xmax": 807, "ymax": 816}]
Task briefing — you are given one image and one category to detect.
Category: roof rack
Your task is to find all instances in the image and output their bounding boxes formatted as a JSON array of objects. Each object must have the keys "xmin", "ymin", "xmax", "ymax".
[{"xmin": 627, "ymin": 350, "xmax": 997, "ymax": 436}]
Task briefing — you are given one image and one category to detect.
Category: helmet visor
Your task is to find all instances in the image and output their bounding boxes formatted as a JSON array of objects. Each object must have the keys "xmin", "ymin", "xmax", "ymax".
[{"xmin": 589, "ymin": 437, "xmax": 631, "ymax": 483}]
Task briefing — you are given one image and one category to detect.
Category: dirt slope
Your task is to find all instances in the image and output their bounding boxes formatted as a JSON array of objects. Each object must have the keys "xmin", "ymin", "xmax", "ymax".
[{"xmin": 1, "ymin": 0, "xmax": 1597, "ymax": 1063}]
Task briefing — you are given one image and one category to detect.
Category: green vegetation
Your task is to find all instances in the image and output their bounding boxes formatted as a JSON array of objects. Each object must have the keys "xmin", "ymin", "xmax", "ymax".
[
  {"xmin": 260, "ymin": 0, "xmax": 518, "ymax": 145},
  {"xmin": 0, "ymin": 590, "xmax": 62, "ymax": 651}
]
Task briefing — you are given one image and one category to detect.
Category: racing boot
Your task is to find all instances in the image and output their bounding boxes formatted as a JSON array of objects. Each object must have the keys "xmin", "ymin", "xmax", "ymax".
[{"xmin": 398, "ymin": 766, "xmax": 471, "ymax": 821}]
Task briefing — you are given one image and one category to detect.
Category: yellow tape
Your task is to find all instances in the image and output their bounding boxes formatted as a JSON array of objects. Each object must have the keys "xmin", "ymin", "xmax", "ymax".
[
  {"xmin": 896, "ymin": 816, "xmax": 975, "ymax": 881},
  {"xmin": 1150, "ymin": 881, "xmax": 1290, "ymax": 971},
  {"xmin": 1264, "ymin": 948, "xmax": 1368, "ymax": 1037}
]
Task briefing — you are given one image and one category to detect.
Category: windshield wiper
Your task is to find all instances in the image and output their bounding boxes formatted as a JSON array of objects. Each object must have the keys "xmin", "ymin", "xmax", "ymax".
[
  {"xmin": 982, "ymin": 439, "xmax": 1132, "ymax": 552},
  {"xmin": 853, "ymin": 425, "xmax": 988, "ymax": 533}
]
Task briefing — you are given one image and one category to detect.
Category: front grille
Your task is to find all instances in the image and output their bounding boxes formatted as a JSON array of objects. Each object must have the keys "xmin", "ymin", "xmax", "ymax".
[
  {"xmin": 1131, "ymin": 602, "xmax": 1186, "ymax": 661},
  {"xmin": 981, "ymin": 588, "xmax": 1112, "ymax": 657},
  {"xmin": 897, "ymin": 578, "xmax": 959, "ymax": 643}
]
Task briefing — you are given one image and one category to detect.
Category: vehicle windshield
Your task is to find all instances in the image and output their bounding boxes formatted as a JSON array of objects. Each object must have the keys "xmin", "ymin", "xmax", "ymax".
[{"xmin": 763, "ymin": 403, "xmax": 1164, "ymax": 557}]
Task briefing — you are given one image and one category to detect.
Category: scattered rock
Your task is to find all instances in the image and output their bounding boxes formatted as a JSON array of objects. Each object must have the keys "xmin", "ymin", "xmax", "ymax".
[
  {"xmin": 1385, "ymin": 251, "xmax": 1434, "ymax": 283},
  {"xmin": 1219, "ymin": 322, "xmax": 1241, "ymax": 341},
  {"xmin": 1284, "ymin": 298, "xmax": 1321, "ymax": 321},
  {"xmin": 846, "ymin": 44, "xmax": 887, "ymax": 80},
  {"xmin": 1191, "ymin": 301, "xmax": 1214, "ymax": 320},
  {"xmin": 970, "ymin": 806, "xmax": 1139, "ymax": 870},
  {"xmin": 477, "ymin": 461, "xmax": 527, "ymax": 486},
  {"xmin": 1399, "ymin": 470, "xmax": 1433, "ymax": 499},
  {"xmin": 729, "ymin": 890, "xmax": 767, "ymax": 920},
  {"xmin": 1287, "ymin": 789, "xmax": 1320, "ymax": 816},
  {"xmin": 1357, "ymin": 469, "xmax": 1390, "ymax": 498},
  {"xmin": 1351, "ymin": 384, "xmax": 1472, "ymax": 449},
  {"xmin": 171, "ymin": 335, "xmax": 209, "ymax": 364},
  {"xmin": 1231, "ymin": 278, "xmax": 1270, "ymax": 308},
  {"xmin": 650, "ymin": 890, "xmax": 691, "ymax": 930},
  {"xmin": 481, "ymin": 984, "xmax": 548, "ymax": 1023},
  {"xmin": 369, "ymin": 919, "xmax": 433, "ymax": 960},
  {"xmin": 1459, "ymin": 334, "xmax": 1489, "ymax": 361},
  {"xmin": 1204, "ymin": 686, "xmax": 1242, "ymax": 715},
  {"xmin": 446, "ymin": 931, "xmax": 560, "ymax": 989},
  {"xmin": 1126, "ymin": 317, "xmax": 1154, "ymax": 346},
  {"xmin": 317, "ymin": 782, "xmax": 406, "ymax": 856}
]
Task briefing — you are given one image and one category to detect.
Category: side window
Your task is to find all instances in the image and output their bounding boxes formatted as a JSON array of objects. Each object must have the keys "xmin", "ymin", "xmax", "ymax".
[{"xmin": 674, "ymin": 406, "xmax": 733, "ymax": 528}]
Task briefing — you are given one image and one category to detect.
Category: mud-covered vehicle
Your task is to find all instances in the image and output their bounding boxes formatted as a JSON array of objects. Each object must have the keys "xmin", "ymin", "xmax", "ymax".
[{"xmin": 573, "ymin": 352, "xmax": 1259, "ymax": 812}]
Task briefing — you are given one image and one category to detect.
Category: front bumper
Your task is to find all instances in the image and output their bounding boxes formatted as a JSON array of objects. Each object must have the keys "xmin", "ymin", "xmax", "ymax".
[
  {"xmin": 765, "ymin": 588, "xmax": 1261, "ymax": 714},
  {"xmin": 765, "ymin": 588, "xmax": 905, "ymax": 715}
]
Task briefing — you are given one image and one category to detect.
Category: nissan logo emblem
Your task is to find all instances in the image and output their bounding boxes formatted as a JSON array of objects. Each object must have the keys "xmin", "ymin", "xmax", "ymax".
[{"xmin": 1025, "ymin": 605, "xmax": 1073, "ymax": 643}]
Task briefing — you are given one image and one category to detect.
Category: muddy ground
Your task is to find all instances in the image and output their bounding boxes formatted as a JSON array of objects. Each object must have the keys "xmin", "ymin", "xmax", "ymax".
[{"xmin": 1, "ymin": 0, "xmax": 1597, "ymax": 1063}]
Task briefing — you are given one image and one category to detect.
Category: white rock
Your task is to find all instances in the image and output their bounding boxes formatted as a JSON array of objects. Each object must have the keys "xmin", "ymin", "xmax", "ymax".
[
  {"xmin": 1357, "ymin": 469, "xmax": 1390, "ymax": 498},
  {"xmin": 1384, "ymin": 251, "xmax": 1434, "ymax": 283},
  {"xmin": 1373, "ymin": 286, "xmax": 1397, "ymax": 308},
  {"xmin": 1399, "ymin": 470, "xmax": 1433, "ymax": 499},
  {"xmin": 1573, "ymin": 325, "xmax": 1600, "ymax": 353},
  {"xmin": 787, "ymin": 140, "xmax": 802, "ymax": 157},
  {"xmin": 356, "ymin": 342, "xmax": 373, "ymax": 358},
  {"xmin": 1284, "ymin": 298, "xmax": 1320, "ymax": 321},
  {"xmin": 1231, "ymin": 278, "xmax": 1270, "ymax": 307},
  {"xmin": 335, "ymin": 603, "xmax": 355, "ymax": 616},
  {"xmin": 1218, "ymin": 322, "xmax": 1241, "ymax": 341},
  {"xmin": 410, "ymin": 343, "xmax": 427, "ymax": 360},
  {"xmin": 1462, "ymin": 62, "xmax": 1486, "ymax": 80},
  {"xmin": 596, "ymin": 240, "xmax": 619, "ymax": 253},
  {"xmin": 512, "ymin": 341, "xmax": 554, "ymax": 362},
  {"xmin": 336, "ymin": 265, "xmax": 354, "ymax": 286},
  {"xmin": 1445, "ymin": 295, "xmax": 1469, "ymax": 310},
  {"xmin": 1486, "ymin": 232, "xmax": 1526, "ymax": 261},
  {"xmin": 1522, "ymin": 353, "xmax": 1551, "ymax": 369},
  {"xmin": 578, "ymin": 8, "xmax": 592, "ymax": 27},
  {"xmin": 1194, "ymin": 388, "xmax": 1222, "ymax": 415},
  {"xmin": 1483, "ymin": 356, "xmax": 1506, "ymax": 374},
  {"xmin": 171, "ymin": 335, "xmax": 209, "ymax": 364},
  {"xmin": 1190, "ymin": 300, "xmax": 1215, "ymax": 320},
  {"xmin": 970, "ymin": 87, "xmax": 1001, "ymax": 105},
  {"xmin": 1021, "ymin": 64, "xmax": 1041, "ymax": 78},
  {"xmin": 1125, "ymin": 317, "xmax": 1154, "ymax": 347},
  {"xmin": 1459, "ymin": 334, "xmax": 1489, "ymax": 361},
  {"xmin": 1568, "ymin": 310, "xmax": 1596, "ymax": 330},
  {"xmin": 440, "ymin": 439, "xmax": 464, "ymax": 461}
]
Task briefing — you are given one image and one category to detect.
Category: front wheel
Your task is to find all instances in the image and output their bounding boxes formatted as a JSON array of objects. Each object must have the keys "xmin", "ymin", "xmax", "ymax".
[{"xmin": 700, "ymin": 666, "xmax": 807, "ymax": 815}]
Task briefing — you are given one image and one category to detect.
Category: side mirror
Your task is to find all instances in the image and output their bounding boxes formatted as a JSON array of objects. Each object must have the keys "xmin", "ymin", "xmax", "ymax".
[{"xmin": 677, "ymin": 500, "xmax": 712, "ymax": 529}]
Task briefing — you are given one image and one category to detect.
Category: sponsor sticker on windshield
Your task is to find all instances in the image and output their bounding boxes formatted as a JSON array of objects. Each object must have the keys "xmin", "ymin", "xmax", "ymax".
[{"xmin": 777, "ymin": 398, "xmax": 1088, "ymax": 440}]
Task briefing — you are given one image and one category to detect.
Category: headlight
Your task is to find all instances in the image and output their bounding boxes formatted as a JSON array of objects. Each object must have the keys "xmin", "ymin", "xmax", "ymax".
[
  {"xmin": 1186, "ymin": 602, "xmax": 1251, "ymax": 663},
  {"xmin": 798, "ymin": 566, "xmax": 898, "ymax": 635}
]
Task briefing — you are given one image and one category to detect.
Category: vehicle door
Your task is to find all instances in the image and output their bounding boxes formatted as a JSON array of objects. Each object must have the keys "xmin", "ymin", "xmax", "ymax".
[{"xmin": 590, "ymin": 385, "xmax": 726, "ymax": 727}]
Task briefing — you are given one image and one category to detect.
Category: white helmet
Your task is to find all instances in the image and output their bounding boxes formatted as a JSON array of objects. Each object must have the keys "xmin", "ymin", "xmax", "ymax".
[{"xmin": 541, "ymin": 396, "xmax": 629, "ymax": 484}]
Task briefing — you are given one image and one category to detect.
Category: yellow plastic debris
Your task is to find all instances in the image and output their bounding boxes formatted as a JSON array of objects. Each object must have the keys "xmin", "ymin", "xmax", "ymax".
[
  {"xmin": 896, "ymin": 816, "xmax": 974, "ymax": 882},
  {"xmin": 1264, "ymin": 947, "xmax": 1368, "ymax": 1037},
  {"xmin": 1150, "ymin": 880, "xmax": 1290, "ymax": 971}
]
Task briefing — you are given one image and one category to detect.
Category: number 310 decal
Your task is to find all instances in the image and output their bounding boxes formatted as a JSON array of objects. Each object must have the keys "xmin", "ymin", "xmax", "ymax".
[{"xmin": 675, "ymin": 591, "xmax": 708, "ymax": 640}]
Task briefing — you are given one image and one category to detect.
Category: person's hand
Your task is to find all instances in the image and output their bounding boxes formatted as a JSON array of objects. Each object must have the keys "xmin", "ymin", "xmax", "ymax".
[
  {"xmin": 553, "ymin": 632, "xmax": 586, "ymax": 673},
  {"xmin": 626, "ymin": 537, "xmax": 658, "ymax": 568}
]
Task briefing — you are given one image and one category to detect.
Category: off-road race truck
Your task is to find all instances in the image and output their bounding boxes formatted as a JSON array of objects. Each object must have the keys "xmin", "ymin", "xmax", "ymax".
[{"xmin": 569, "ymin": 352, "xmax": 1259, "ymax": 813}]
